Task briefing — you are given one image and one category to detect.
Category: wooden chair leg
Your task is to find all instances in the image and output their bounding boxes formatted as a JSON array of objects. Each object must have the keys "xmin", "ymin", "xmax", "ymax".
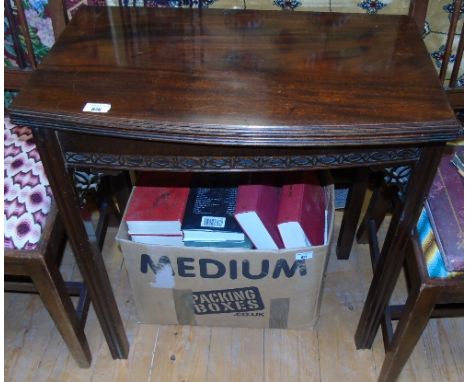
[
  {"xmin": 356, "ymin": 183, "xmax": 394, "ymax": 245},
  {"xmin": 27, "ymin": 257, "xmax": 92, "ymax": 368},
  {"xmin": 109, "ymin": 171, "xmax": 132, "ymax": 217},
  {"xmin": 378, "ymin": 285, "xmax": 439, "ymax": 382},
  {"xmin": 336, "ymin": 167, "xmax": 369, "ymax": 259}
]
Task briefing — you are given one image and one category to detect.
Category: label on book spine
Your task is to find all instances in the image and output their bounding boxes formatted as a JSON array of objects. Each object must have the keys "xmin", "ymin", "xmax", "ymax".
[{"xmin": 201, "ymin": 216, "xmax": 226, "ymax": 229}]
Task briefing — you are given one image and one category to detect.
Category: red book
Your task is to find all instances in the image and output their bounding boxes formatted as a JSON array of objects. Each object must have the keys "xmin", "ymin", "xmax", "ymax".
[
  {"xmin": 136, "ymin": 172, "xmax": 191, "ymax": 188},
  {"xmin": 125, "ymin": 185, "xmax": 190, "ymax": 235},
  {"xmin": 277, "ymin": 173, "xmax": 326, "ymax": 248},
  {"xmin": 234, "ymin": 185, "xmax": 283, "ymax": 250}
]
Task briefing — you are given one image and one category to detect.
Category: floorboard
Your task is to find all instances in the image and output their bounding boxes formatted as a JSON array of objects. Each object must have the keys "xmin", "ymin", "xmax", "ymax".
[{"xmin": 4, "ymin": 212, "xmax": 464, "ymax": 382}]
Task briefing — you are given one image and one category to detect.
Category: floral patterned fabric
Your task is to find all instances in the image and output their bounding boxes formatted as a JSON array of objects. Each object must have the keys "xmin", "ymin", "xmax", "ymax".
[
  {"xmin": 4, "ymin": 0, "xmax": 54, "ymax": 68},
  {"xmin": 4, "ymin": 115, "xmax": 52, "ymax": 251}
]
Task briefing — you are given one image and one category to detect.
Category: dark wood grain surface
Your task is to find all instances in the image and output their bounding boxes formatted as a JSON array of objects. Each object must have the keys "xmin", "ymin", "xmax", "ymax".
[{"xmin": 10, "ymin": 7, "xmax": 459, "ymax": 146}]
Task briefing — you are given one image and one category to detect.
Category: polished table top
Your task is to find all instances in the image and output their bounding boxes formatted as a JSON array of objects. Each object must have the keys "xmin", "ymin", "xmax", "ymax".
[{"xmin": 11, "ymin": 7, "xmax": 459, "ymax": 146}]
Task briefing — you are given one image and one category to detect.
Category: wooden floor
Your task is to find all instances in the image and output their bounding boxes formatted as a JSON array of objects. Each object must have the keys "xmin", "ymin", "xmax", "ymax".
[{"xmin": 4, "ymin": 212, "xmax": 464, "ymax": 382}]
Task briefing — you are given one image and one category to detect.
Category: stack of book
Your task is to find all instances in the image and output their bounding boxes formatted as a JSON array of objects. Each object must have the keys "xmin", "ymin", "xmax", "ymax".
[
  {"xmin": 181, "ymin": 174, "xmax": 252, "ymax": 249},
  {"xmin": 125, "ymin": 174, "xmax": 190, "ymax": 245},
  {"xmin": 125, "ymin": 172, "xmax": 327, "ymax": 249},
  {"xmin": 234, "ymin": 172, "xmax": 326, "ymax": 249}
]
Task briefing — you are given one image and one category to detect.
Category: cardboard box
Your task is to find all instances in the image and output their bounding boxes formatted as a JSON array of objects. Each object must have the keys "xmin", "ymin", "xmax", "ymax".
[{"xmin": 116, "ymin": 184, "xmax": 334, "ymax": 329}]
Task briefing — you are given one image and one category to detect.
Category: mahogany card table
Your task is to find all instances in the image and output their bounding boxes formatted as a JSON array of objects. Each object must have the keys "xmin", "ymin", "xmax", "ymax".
[{"xmin": 10, "ymin": 6, "xmax": 460, "ymax": 358}]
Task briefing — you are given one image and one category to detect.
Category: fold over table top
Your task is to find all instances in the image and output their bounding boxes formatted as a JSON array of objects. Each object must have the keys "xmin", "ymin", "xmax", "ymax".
[{"xmin": 10, "ymin": 7, "xmax": 460, "ymax": 146}]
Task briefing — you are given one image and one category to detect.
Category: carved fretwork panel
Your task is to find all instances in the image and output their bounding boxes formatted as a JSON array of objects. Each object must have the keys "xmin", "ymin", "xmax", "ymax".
[
  {"xmin": 64, "ymin": 147, "xmax": 422, "ymax": 172},
  {"xmin": 383, "ymin": 165, "xmax": 412, "ymax": 200},
  {"xmin": 72, "ymin": 169, "xmax": 104, "ymax": 206}
]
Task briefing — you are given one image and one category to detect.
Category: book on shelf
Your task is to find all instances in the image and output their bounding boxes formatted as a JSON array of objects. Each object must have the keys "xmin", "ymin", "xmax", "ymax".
[
  {"xmin": 130, "ymin": 234, "xmax": 184, "ymax": 246},
  {"xmin": 234, "ymin": 184, "xmax": 283, "ymax": 250},
  {"xmin": 184, "ymin": 235, "xmax": 253, "ymax": 249},
  {"xmin": 277, "ymin": 172, "xmax": 326, "ymax": 248},
  {"xmin": 136, "ymin": 172, "xmax": 192, "ymax": 187},
  {"xmin": 181, "ymin": 174, "xmax": 245, "ymax": 242},
  {"xmin": 125, "ymin": 173, "xmax": 190, "ymax": 236}
]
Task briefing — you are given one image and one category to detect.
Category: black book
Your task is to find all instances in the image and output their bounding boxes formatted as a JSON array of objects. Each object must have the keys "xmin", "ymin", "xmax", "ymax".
[{"xmin": 181, "ymin": 174, "xmax": 245, "ymax": 242}]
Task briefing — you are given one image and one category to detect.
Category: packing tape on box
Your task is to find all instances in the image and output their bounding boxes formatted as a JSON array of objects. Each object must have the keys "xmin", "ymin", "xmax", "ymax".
[
  {"xmin": 173, "ymin": 289, "xmax": 196, "ymax": 325},
  {"xmin": 269, "ymin": 298, "xmax": 290, "ymax": 329}
]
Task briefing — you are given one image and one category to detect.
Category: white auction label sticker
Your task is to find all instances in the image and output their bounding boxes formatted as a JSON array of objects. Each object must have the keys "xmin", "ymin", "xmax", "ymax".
[
  {"xmin": 82, "ymin": 103, "xmax": 111, "ymax": 113},
  {"xmin": 201, "ymin": 216, "xmax": 226, "ymax": 229},
  {"xmin": 295, "ymin": 251, "xmax": 313, "ymax": 261}
]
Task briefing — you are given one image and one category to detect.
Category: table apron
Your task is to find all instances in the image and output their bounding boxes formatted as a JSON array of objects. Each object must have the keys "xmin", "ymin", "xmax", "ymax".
[{"xmin": 57, "ymin": 132, "xmax": 425, "ymax": 172}]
